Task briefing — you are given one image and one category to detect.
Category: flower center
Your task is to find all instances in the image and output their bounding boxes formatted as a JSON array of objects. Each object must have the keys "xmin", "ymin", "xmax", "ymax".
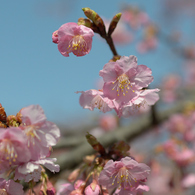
[
  {"xmin": 68, "ymin": 35, "xmax": 87, "ymax": 54},
  {"xmin": 0, "ymin": 139, "xmax": 18, "ymax": 165},
  {"xmin": 112, "ymin": 74, "xmax": 134, "ymax": 96},
  {"xmin": 111, "ymin": 166, "xmax": 137, "ymax": 189},
  {"xmin": 25, "ymin": 125, "xmax": 41, "ymax": 147},
  {"xmin": 91, "ymin": 95, "xmax": 106, "ymax": 111}
]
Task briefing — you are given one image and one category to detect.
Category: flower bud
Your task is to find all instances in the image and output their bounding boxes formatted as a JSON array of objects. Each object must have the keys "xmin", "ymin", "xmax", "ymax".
[
  {"xmin": 46, "ymin": 181, "xmax": 56, "ymax": 195},
  {"xmin": 84, "ymin": 182, "xmax": 101, "ymax": 195},
  {"xmin": 82, "ymin": 7, "xmax": 106, "ymax": 36},
  {"xmin": 108, "ymin": 13, "xmax": 122, "ymax": 36},
  {"xmin": 68, "ymin": 168, "xmax": 80, "ymax": 182},
  {"xmin": 86, "ymin": 132, "xmax": 106, "ymax": 155}
]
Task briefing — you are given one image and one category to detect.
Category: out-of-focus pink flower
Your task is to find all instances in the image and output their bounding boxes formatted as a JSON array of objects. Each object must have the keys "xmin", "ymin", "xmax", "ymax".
[
  {"xmin": 167, "ymin": 114, "xmax": 189, "ymax": 134},
  {"xmin": 0, "ymin": 127, "xmax": 31, "ymax": 165},
  {"xmin": 77, "ymin": 89, "xmax": 115, "ymax": 113},
  {"xmin": 99, "ymin": 114, "xmax": 117, "ymax": 131},
  {"xmin": 137, "ymin": 24, "xmax": 158, "ymax": 54},
  {"xmin": 53, "ymin": 22, "xmax": 94, "ymax": 57},
  {"xmin": 181, "ymin": 174, "xmax": 195, "ymax": 188},
  {"xmin": 121, "ymin": 8, "xmax": 149, "ymax": 30},
  {"xmin": 136, "ymin": 36, "xmax": 157, "ymax": 54},
  {"xmin": 161, "ymin": 74, "xmax": 181, "ymax": 103},
  {"xmin": 0, "ymin": 178, "xmax": 24, "ymax": 195},
  {"xmin": 118, "ymin": 88, "xmax": 160, "ymax": 118},
  {"xmin": 162, "ymin": 139, "xmax": 195, "ymax": 167},
  {"xmin": 99, "ymin": 55, "xmax": 153, "ymax": 104},
  {"xmin": 19, "ymin": 105, "xmax": 60, "ymax": 160},
  {"xmin": 52, "ymin": 30, "xmax": 58, "ymax": 44},
  {"xmin": 14, "ymin": 158, "xmax": 60, "ymax": 182},
  {"xmin": 99, "ymin": 157, "xmax": 150, "ymax": 192},
  {"xmin": 147, "ymin": 161, "xmax": 173, "ymax": 195}
]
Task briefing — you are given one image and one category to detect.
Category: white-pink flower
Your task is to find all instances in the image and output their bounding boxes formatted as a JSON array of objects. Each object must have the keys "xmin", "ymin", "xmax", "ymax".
[
  {"xmin": 98, "ymin": 157, "xmax": 150, "ymax": 192},
  {"xmin": 53, "ymin": 22, "xmax": 94, "ymax": 57},
  {"xmin": 19, "ymin": 105, "xmax": 60, "ymax": 160},
  {"xmin": 14, "ymin": 158, "xmax": 60, "ymax": 182},
  {"xmin": 0, "ymin": 178, "xmax": 24, "ymax": 195},
  {"xmin": 78, "ymin": 89, "xmax": 115, "ymax": 113},
  {"xmin": 99, "ymin": 55, "xmax": 153, "ymax": 103}
]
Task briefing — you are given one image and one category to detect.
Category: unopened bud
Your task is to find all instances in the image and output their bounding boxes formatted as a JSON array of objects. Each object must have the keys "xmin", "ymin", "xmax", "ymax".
[
  {"xmin": 84, "ymin": 181, "xmax": 101, "ymax": 195},
  {"xmin": 46, "ymin": 181, "xmax": 56, "ymax": 195},
  {"xmin": 108, "ymin": 13, "xmax": 122, "ymax": 36},
  {"xmin": 86, "ymin": 132, "xmax": 106, "ymax": 155},
  {"xmin": 78, "ymin": 18, "xmax": 100, "ymax": 34},
  {"xmin": 68, "ymin": 168, "xmax": 80, "ymax": 182},
  {"xmin": 82, "ymin": 7, "xmax": 106, "ymax": 36}
]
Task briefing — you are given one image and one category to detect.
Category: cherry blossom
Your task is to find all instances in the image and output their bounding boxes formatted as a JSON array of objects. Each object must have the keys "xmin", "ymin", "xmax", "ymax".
[
  {"xmin": 117, "ymin": 88, "xmax": 160, "ymax": 118},
  {"xmin": 99, "ymin": 156, "xmax": 150, "ymax": 192},
  {"xmin": 78, "ymin": 89, "xmax": 115, "ymax": 113},
  {"xmin": 0, "ymin": 127, "xmax": 31, "ymax": 165},
  {"xmin": 19, "ymin": 105, "xmax": 60, "ymax": 160},
  {"xmin": 99, "ymin": 55, "xmax": 153, "ymax": 103},
  {"xmin": 14, "ymin": 158, "xmax": 60, "ymax": 182},
  {"xmin": 53, "ymin": 22, "xmax": 94, "ymax": 57}
]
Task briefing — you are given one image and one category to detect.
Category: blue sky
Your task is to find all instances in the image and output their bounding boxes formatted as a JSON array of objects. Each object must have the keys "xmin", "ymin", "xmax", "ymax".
[{"xmin": 0, "ymin": 0, "xmax": 191, "ymax": 125}]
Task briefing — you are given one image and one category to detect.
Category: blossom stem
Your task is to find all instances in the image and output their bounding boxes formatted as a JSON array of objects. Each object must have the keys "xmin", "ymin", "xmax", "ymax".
[{"xmin": 105, "ymin": 35, "xmax": 118, "ymax": 56}]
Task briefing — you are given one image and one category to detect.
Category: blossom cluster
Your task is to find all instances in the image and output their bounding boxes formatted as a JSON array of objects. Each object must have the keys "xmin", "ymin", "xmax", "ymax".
[
  {"xmin": 0, "ymin": 104, "xmax": 60, "ymax": 194},
  {"xmin": 78, "ymin": 55, "xmax": 159, "ymax": 117},
  {"xmin": 57, "ymin": 156, "xmax": 150, "ymax": 195}
]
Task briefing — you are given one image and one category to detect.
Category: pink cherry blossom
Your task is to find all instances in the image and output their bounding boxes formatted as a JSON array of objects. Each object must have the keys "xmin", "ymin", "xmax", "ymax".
[
  {"xmin": 118, "ymin": 88, "xmax": 160, "ymax": 118},
  {"xmin": 14, "ymin": 158, "xmax": 60, "ymax": 182},
  {"xmin": 77, "ymin": 89, "xmax": 115, "ymax": 113},
  {"xmin": 99, "ymin": 55, "xmax": 153, "ymax": 103},
  {"xmin": 0, "ymin": 178, "xmax": 24, "ymax": 195},
  {"xmin": 54, "ymin": 22, "xmax": 94, "ymax": 57},
  {"xmin": 162, "ymin": 139, "xmax": 195, "ymax": 167},
  {"xmin": 136, "ymin": 36, "xmax": 157, "ymax": 54},
  {"xmin": 0, "ymin": 127, "xmax": 31, "ymax": 165},
  {"xmin": 99, "ymin": 114, "xmax": 117, "ymax": 131},
  {"xmin": 19, "ymin": 105, "xmax": 60, "ymax": 160},
  {"xmin": 98, "ymin": 156, "xmax": 150, "ymax": 192},
  {"xmin": 122, "ymin": 9, "xmax": 149, "ymax": 30}
]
